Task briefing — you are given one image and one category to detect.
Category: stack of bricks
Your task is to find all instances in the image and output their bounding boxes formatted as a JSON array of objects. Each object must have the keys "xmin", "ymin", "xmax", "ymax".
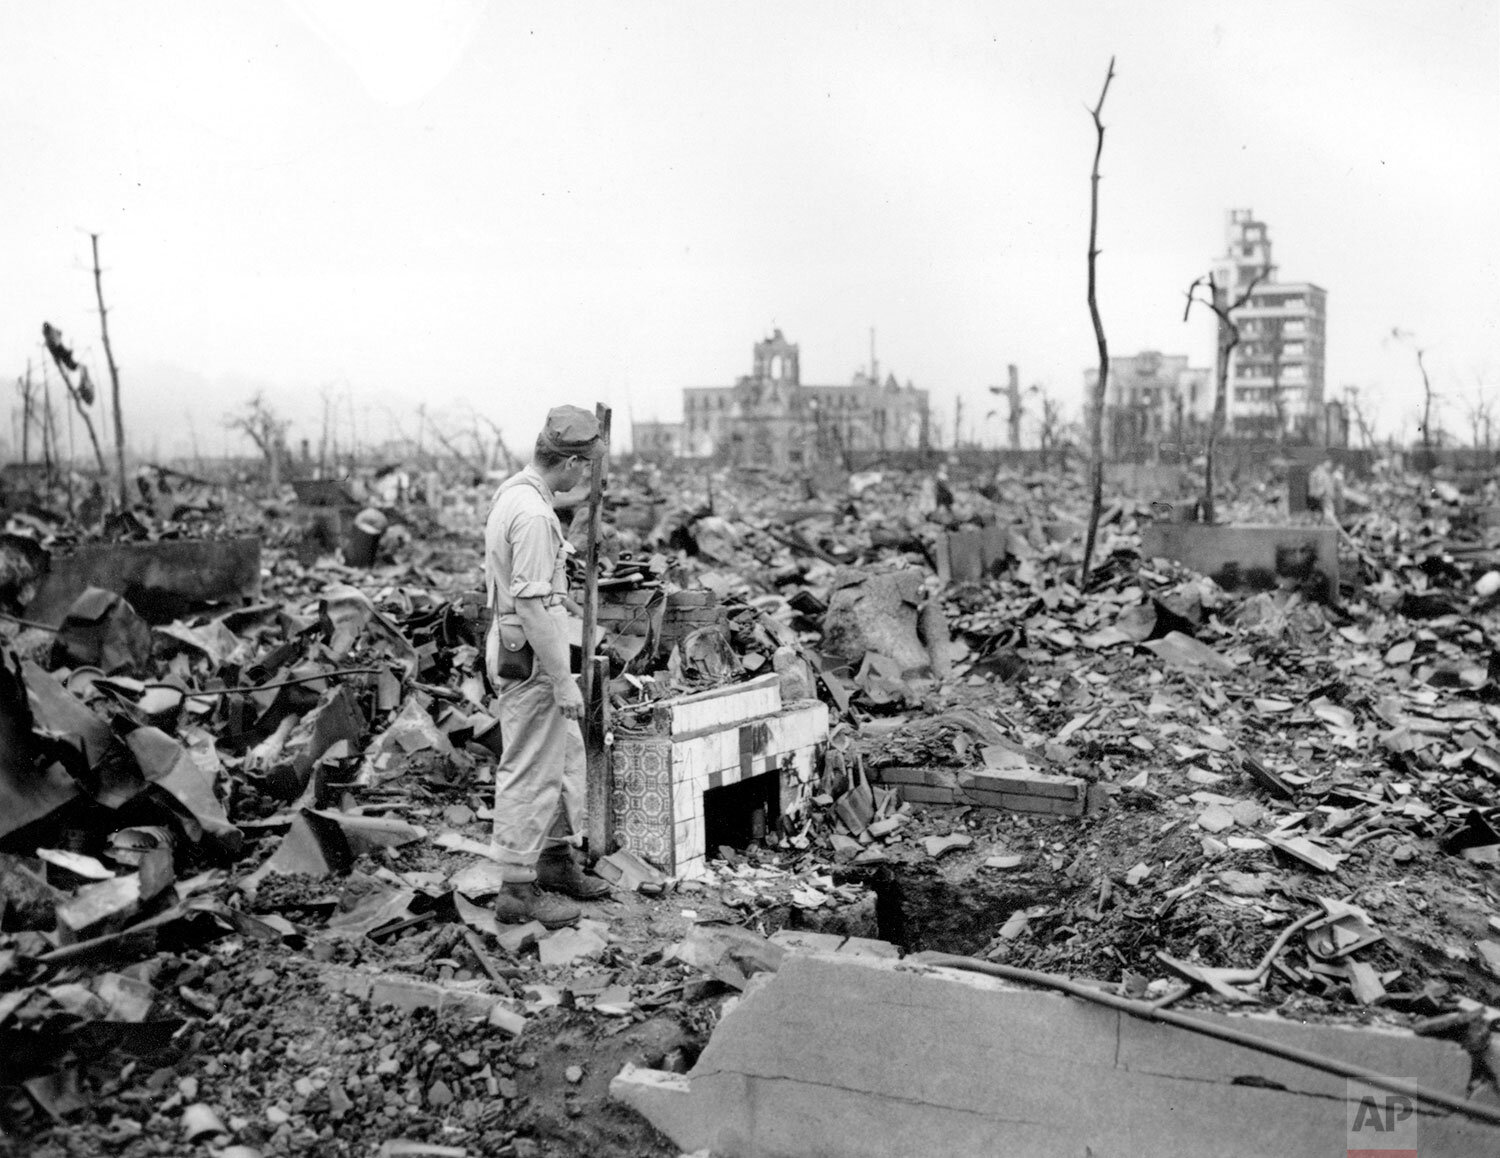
[
  {"xmin": 870, "ymin": 765, "xmax": 1086, "ymax": 817},
  {"xmin": 957, "ymin": 767, "xmax": 1086, "ymax": 817},
  {"xmin": 866, "ymin": 765, "xmax": 964, "ymax": 806},
  {"xmin": 591, "ymin": 587, "xmax": 727, "ymax": 662},
  {"xmin": 656, "ymin": 589, "xmax": 726, "ymax": 657}
]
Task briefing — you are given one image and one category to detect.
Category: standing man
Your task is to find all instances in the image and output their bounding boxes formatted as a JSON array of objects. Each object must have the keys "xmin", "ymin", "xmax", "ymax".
[{"xmin": 485, "ymin": 405, "xmax": 611, "ymax": 927}]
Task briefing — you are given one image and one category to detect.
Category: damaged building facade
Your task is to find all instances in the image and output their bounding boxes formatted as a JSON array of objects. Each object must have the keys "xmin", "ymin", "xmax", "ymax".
[
  {"xmin": 1089, "ymin": 211, "xmax": 1342, "ymax": 459},
  {"xmin": 634, "ymin": 330, "xmax": 930, "ymax": 469},
  {"xmin": 1088, "ymin": 350, "xmax": 1213, "ymax": 460},
  {"xmin": 1213, "ymin": 209, "xmax": 1331, "ymax": 441}
]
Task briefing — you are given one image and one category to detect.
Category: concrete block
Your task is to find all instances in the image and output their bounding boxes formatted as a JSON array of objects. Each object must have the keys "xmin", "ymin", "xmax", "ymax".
[
  {"xmin": 612, "ymin": 953, "xmax": 1492, "ymax": 1158},
  {"xmin": 962, "ymin": 789, "xmax": 1085, "ymax": 817},
  {"xmin": 1141, "ymin": 522, "xmax": 1338, "ymax": 601},
  {"xmin": 25, "ymin": 537, "xmax": 263, "ymax": 626},
  {"xmin": 893, "ymin": 785, "xmax": 961, "ymax": 805},
  {"xmin": 959, "ymin": 768, "xmax": 1084, "ymax": 801},
  {"xmin": 871, "ymin": 766, "xmax": 960, "ymax": 789},
  {"xmin": 656, "ymin": 674, "xmax": 783, "ymax": 736},
  {"xmin": 939, "ymin": 525, "xmax": 1010, "ymax": 584},
  {"xmin": 869, "ymin": 766, "xmax": 929, "ymax": 786}
]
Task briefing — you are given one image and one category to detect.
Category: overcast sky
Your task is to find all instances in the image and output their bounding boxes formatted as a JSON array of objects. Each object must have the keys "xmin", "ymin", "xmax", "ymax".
[{"xmin": 2, "ymin": 0, "xmax": 1495, "ymax": 461}]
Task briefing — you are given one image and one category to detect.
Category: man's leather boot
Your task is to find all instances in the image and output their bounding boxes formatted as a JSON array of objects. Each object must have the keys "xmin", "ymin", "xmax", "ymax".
[
  {"xmin": 536, "ymin": 845, "xmax": 611, "ymax": 901},
  {"xmin": 493, "ymin": 880, "xmax": 580, "ymax": 929}
]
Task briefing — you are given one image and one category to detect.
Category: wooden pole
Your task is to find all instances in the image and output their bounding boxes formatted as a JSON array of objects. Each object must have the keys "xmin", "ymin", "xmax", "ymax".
[
  {"xmin": 90, "ymin": 234, "xmax": 128, "ymax": 511},
  {"xmin": 582, "ymin": 403, "xmax": 613, "ymax": 859},
  {"xmin": 40, "ymin": 360, "xmax": 55, "ymax": 484},
  {"xmin": 21, "ymin": 363, "xmax": 33, "ymax": 465}
]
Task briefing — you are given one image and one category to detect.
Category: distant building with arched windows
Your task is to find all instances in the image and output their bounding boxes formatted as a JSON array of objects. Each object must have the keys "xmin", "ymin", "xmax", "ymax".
[{"xmin": 632, "ymin": 329, "xmax": 930, "ymax": 469}]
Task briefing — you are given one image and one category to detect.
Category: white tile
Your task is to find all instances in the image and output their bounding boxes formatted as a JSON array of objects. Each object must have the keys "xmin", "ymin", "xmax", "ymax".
[{"xmin": 672, "ymin": 775, "xmax": 700, "ymax": 822}]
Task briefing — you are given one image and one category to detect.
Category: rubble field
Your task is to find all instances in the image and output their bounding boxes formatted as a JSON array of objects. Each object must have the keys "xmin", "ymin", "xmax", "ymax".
[{"xmin": 3, "ymin": 456, "xmax": 1500, "ymax": 1157}]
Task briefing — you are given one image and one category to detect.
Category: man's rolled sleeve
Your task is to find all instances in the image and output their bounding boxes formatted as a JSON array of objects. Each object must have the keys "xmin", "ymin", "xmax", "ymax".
[{"xmin": 508, "ymin": 513, "xmax": 561, "ymax": 599}]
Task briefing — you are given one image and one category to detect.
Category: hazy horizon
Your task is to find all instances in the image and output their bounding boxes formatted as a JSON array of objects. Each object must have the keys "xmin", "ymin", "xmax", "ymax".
[{"xmin": 3, "ymin": 1, "xmax": 1495, "ymax": 464}]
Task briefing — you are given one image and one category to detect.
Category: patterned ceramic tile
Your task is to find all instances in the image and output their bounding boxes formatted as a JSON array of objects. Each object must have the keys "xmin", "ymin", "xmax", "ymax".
[{"xmin": 612, "ymin": 738, "xmax": 675, "ymax": 870}]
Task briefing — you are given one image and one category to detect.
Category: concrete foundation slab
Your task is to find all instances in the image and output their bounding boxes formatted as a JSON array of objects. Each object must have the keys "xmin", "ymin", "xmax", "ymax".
[
  {"xmin": 1141, "ymin": 522, "xmax": 1338, "ymax": 601},
  {"xmin": 612, "ymin": 953, "xmax": 1492, "ymax": 1158},
  {"xmin": 25, "ymin": 537, "xmax": 262, "ymax": 625}
]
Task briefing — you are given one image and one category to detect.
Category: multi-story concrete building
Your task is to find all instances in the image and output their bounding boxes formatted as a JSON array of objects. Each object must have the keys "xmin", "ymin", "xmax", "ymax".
[
  {"xmin": 643, "ymin": 330, "xmax": 929, "ymax": 469},
  {"xmin": 629, "ymin": 420, "xmax": 684, "ymax": 459},
  {"xmin": 1087, "ymin": 350, "xmax": 1213, "ymax": 459},
  {"xmin": 1212, "ymin": 210, "xmax": 1327, "ymax": 440}
]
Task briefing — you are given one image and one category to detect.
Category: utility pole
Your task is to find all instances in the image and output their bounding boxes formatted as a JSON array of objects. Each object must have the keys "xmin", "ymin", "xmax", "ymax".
[
  {"xmin": 954, "ymin": 394, "xmax": 963, "ymax": 449},
  {"xmin": 40, "ymin": 360, "xmax": 55, "ymax": 483},
  {"xmin": 1007, "ymin": 364, "xmax": 1022, "ymax": 450},
  {"xmin": 21, "ymin": 363, "xmax": 33, "ymax": 465}
]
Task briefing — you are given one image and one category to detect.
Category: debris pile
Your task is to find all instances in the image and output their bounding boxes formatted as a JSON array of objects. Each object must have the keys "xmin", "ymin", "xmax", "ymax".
[{"xmin": 2, "ymin": 454, "xmax": 1499, "ymax": 1156}]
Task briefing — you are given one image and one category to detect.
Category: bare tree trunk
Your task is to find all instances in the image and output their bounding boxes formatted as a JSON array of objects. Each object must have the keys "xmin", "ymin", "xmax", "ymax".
[
  {"xmin": 1186, "ymin": 270, "xmax": 1264, "ymax": 523},
  {"xmin": 90, "ymin": 235, "xmax": 129, "ymax": 510},
  {"xmin": 45, "ymin": 352, "xmax": 109, "ymax": 482},
  {"xmin": 1204, "ymin": 282, "xmax": 1229, "ymax": 523},
  {"xmin": 1417, "ymin": 347, "xmax": 1434, "ymax": 457},
  {"xmin": 428, "ymin": 421, "xmax": 486, "ymax": 480},
  {"xmin": 1266, "ymin": 317, "xmax": 1286, "ymax": 447},
  {"xmin": 1078, "ymin": 57, "xmax": 1115, "ymax": 589}
]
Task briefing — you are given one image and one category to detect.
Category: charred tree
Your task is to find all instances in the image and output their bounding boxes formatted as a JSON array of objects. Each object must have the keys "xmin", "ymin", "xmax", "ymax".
[
  {"xmin": 225, "ymin": 393, "xmax": 291, "ymax": 489},
  {"xmin": 1390, "ymin": 328, "xmax": 1437, "ymax": 466},
  {"xmin": 41, "ymin": 323, "xmax": 110, "ymax": 484},
  {"xmin": 1183, "ymin": 268, "xmax": 1266, "ymax": 523},
  {"xmin": 90, "ymin": 235, "xmax": 129, "ymax": 511},
  {"xmin": 1079, "ymin": 56, "xmax": 1115, "ymax": 590}
]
